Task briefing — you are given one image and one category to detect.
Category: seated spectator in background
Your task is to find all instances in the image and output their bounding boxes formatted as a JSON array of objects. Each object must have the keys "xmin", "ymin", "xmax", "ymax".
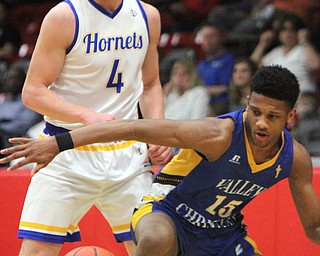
[
  {"xmin": 209, "ymin": 0, "xmax": 276, "ymax": 34},
  {"xmin": 294, "ymin": 92, "xmax": 320, "ymax": 157},
  {"xmin": 196, "ymin": 21, "xmax": 235, "ymax": 117},
  {"xmin": 166, "ymin": 0, "xmax": 220, "ymax": 32},
  {"xmin": 273, "ymin": 0, "xmax": 320, "ymax": 51},
  {"xmin": 229, "ymin": 57, "xmax": 258, "ymax": 111},
  {"xmin": 147, "ymin": 0, "xmax": 220, "ymax": 32},
  {"xmin": 163, "ymin": 59, "xmax": 209, "ymax": 120},
  {"xmin": 0, "ymin": 1, "xmax": 20, "ymax": 77},
  {"xmin": 0, "ymin": 66, "xmax": 42, "ymax": 166},
  {"xmin": 250, "ymin": 13, "xmax": 320, "ymax": 93},
  {"xmin": 305, "ymin": 3, "xmax": 320, "ymax": 52}
]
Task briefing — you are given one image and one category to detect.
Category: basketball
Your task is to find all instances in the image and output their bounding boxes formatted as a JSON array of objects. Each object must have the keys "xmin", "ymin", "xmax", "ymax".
[{"xmin": 65, "ymin": 246, "xmax": 115, "ymax": 256}]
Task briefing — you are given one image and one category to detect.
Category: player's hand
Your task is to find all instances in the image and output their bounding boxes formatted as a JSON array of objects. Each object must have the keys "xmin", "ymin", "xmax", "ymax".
[
  {"xmin": 258, "ymin": 30, "xmax": 275, "ymax": 48},
  {"xmin": 0, "ymin": 137, "xmax": 59, "ymax": 176},
  {"xmin": 148, "ymin": 144, "xmax": 173, "ymax": 165},
  {"xmin": 298, "ymin": 28, "xmax": 310, "ymax": 44},
  {"xmin": 162, "ymin": 81, "xmax": 174, "ymax": 96}
]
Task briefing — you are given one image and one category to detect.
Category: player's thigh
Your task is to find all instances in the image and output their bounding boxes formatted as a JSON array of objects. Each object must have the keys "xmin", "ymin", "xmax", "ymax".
[
  {"xmin": 21, "ymin": 171, "xmax": 98, "ymax": 228},
  {"xmin": 97, "ymin": 171, "xmax": 153, "ymax": 226}
]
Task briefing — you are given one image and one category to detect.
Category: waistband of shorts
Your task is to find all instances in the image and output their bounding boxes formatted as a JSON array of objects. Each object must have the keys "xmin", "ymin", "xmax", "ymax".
[{"xmin": 43, "ymin": 122, "xmax": 70, "ymax": 136}]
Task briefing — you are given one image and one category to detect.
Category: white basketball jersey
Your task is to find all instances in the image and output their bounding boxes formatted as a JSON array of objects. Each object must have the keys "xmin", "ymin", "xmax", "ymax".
[{"xmin": 45, "ymin": 0, "xmax": 150, "ymax": 130}]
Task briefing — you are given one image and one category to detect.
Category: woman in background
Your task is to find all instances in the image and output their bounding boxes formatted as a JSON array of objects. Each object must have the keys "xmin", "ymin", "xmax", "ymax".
[
  {"xmin": 163, "ymin": 59, "xmax": 210, "ymax": 120},
  {"xmin": 229, "ymin": 57, "xmax": 258, "ymax": 111},
  {"xmin": 251, "ymin": 13, "xmax": 320, "ymax": 93}
]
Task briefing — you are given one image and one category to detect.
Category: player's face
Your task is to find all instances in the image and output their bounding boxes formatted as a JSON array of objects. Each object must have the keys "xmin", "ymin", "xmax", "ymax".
[{"xmin": 245, "ymin": 92, "xmax": 295, "ymax": 148}]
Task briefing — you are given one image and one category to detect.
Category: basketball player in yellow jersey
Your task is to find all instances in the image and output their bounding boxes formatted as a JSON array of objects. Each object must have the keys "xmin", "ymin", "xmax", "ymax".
[{"xmin": 14, "ymin": 0, "xmax": 172, "ymax": 255}]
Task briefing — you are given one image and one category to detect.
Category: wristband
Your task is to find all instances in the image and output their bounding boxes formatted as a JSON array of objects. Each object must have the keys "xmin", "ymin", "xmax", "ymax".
[{"xmin": 55, "ymin": 132, "xmax": 74, "ymax": 152}]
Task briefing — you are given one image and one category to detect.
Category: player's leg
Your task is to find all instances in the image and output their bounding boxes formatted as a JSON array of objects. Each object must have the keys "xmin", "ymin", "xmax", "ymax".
[
  {"xmin": 97, "ymin": 142, "xmax": 153, "ymax": 255},
  {"xmin": 133, "ymin": 212, "xmax": 179, "ymax": 256},
  {"xmin": 19, "ymin": 239, "xmax": 61, "ymax": 256},
  {"xmin": 17, "ymin": 151, "xmax": 100, "ymax": 256},
  {"xmin": 97, "ymin": 169, "xmax": 153, "ymax": 256},
  {"xmin": 123, "ymin": 240, "xmax": 136, "ymax": 256}
]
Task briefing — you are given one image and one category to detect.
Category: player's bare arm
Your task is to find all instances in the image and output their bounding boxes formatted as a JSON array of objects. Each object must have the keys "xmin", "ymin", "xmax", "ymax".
[
  {"xmin": 139, "ymin": 2, "xmax": 163, "ymax": 120},
  {"xmin": 139, "ymin": 2, "xmax": 173, "ymax": 164},
  {"xmin": 22, "ymin": 2, "xmax": 115, "ymax": 124},
  {"xmin": 1, "ymin": 117, "xmax": 233, "ymax": 171},
  {"xmin": 289, "ymin": 140, "xmax": 320, "ymax": 244}
]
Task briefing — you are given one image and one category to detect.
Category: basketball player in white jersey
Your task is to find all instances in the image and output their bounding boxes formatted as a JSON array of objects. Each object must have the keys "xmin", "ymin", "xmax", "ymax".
[{"xmin": 13, "ymin": 0, "xmax": 172, "ymax": 255}]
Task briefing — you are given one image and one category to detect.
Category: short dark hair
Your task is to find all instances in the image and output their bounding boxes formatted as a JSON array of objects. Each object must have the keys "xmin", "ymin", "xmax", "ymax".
[
  {"xmin": 251, "ymin": 65, "xmax": 300, "ymax": 108},
  {"xmin": 279, "ymin": 13, "xmax": 305, "ymax": 32}
]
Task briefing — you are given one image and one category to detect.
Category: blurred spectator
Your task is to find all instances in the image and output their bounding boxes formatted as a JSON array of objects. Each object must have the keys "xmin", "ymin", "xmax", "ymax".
[
  {"xmin": 294, "ymin": 92, "xmax": 320, "ymax": 156},
  {"xmin": 146, "ymin": 0, "xmax": 220, "ymax": 32},
  {"xmin": 229, "ymin": 57, "xmax": 258, "ymax": 111},
  {"xmin": 6, "ymin": 21, "xmax": 41, "ymax": 76},
  {"xmin": 163, "ymin": 59, "xmax": 209, "ymax": 120},
  {"xmin": 167, "ymin": 0, "xmax": 220, "ymax": 32},
  {"xmin": 0, "ymin": 1, "xmax": 20, "ymax": 61},
  {"xmin": 196, "ymin": 21, "xmax": 235, "ymax": 116},
  {"xmin": 0, "ymin": 0, "xmax": 20, "ymax": 85},
  {"xmin": 250, "ymin": 13, "xmax": 320, "ymax": 93},
  {"xmin": 208, "ymin": 0, "xmax": 270, "ymax": 30},
  {"xmin": 159, "ymin": 47, "xmax": 196, "ymax": 85},
  {"xmin": 226, "ymin": 2, "xmax": 290, "ymax": 57},
  {"xmin": 305, "ymin": 3, "xmax": 320, "ymax": 52},
  {"xmin": 0, "ymin": 66, "xmax": 42, "ymax": 166}
]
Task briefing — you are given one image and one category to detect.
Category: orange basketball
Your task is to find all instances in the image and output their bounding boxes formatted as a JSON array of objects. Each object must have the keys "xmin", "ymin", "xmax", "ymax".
[{"xmin": 64, "ymin": 246, "xmax": 115, "ymax": 256}]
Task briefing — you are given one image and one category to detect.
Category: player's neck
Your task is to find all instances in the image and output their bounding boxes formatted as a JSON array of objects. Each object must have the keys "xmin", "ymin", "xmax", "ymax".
[
  {"xmin": 251, "ymin": 137, "xmax": 282, "ymax": 164},
  {"xmin": 95, "ymin": 0, "xmax": 122, "ymax": 12}
]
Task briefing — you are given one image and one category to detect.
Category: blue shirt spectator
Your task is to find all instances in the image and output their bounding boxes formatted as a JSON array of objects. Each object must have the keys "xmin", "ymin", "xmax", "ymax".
[{"xmin": 196, "ymin": 21, "xmax": 235, "ymax": 116}]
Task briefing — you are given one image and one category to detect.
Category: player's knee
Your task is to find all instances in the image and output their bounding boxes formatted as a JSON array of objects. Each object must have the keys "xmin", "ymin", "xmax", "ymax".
[
  {"xmin": 138, "ymin": 224, "xmax": 177, "ymax": 253},
  {"xmin": 137, "ymin": 231, "xmax": 176, "ymax": 255}
]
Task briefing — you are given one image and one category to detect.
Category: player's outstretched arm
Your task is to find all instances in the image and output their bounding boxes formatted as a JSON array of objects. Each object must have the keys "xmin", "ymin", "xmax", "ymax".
[
  {"xmin": 289, "ymin": 140, "xmax": 320, "ymax": 244},
  {"xmin": 0, "ymin": 118, "xmax": 233, "ymax": 174}
]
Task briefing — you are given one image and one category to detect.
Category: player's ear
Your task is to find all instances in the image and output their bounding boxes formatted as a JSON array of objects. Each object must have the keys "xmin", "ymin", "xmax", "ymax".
[
  {"xmin": 245, "ymin": 95, "xmax": 250, "ymax": 111},
  {"xmin": 287, "ymin": 108, "xmax": 296, "ymax": 123}
]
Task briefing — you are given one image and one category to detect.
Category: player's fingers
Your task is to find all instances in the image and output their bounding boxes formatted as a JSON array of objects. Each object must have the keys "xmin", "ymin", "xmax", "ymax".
[
  {"xmin": 0, "ymin": 150, "xmax": 27, "ymax": 165},
  {"xmin": 8, "ymin": 137, "xmax": 31, "ymax": 144},
  {"xmin": 147, "ymin": 144, "xmax": 158, "ymax": 154},
  {"xmin": 6, "ymin": 157, "xmax": 32, "ymax": 171},
  {"xmin": 149, "ymin": 146, "xmax": 173, "ymax": 165},
  {"xmin": 0, "ymin": 143, "xmax": 28, "ymax": 155},
  {"xmin": 0, "ymin": 144, "xmax": 31, "ymax": 163},
  {"xmin": 148, "ymin": 145, "xmax": 168, "ymax": 157},
  {"xmin": 31, "ymin": 163, "xmax": 47, "ymax": 176}
]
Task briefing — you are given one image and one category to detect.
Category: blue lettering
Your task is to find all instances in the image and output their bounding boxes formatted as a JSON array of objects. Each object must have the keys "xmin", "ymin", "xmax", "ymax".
[
  {"xmin": 83, "ymin": 32, "xmax": 144, "ymax": 53},
  {"xmin": 99, "ymin": 38, "xmax": 107, "ymax": 52}
]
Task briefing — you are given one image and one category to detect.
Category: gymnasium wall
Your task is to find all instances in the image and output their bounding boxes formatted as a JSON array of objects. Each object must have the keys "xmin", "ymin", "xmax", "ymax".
[{"xmin": 1, "ymin": 167, "xmax": 320, "ymax": 256}]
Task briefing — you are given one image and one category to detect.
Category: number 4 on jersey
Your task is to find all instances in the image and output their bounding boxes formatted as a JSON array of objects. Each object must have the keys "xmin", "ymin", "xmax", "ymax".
[{"xmin": 106, "ymin": 59, "xmax": 124, "ymax": 93}]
